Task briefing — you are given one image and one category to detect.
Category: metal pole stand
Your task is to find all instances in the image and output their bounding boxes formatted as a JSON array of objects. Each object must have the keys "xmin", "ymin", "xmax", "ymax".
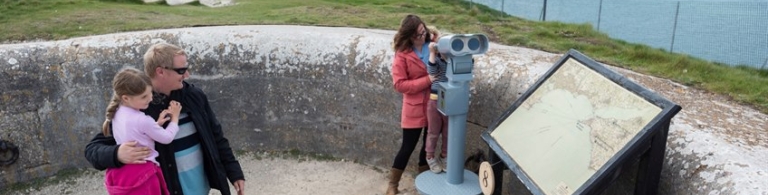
[
  {"xmin": 414, "ymin": 34, "xmax": 488, "ymax": 195},
  {"xmin": 415, "ymin": 81, "xmax": 481, "ymax": 195}
]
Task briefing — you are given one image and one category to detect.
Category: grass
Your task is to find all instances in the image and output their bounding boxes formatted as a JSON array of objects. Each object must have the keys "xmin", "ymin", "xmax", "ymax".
[{"xmin": 1, "ymin": 0, "xmax": 767, "ymax": 113}]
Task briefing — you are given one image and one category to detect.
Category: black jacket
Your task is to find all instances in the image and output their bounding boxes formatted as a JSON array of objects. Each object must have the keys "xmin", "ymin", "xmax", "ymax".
[{"xmin": 84, "ymin": 81, "xmax": 244, "ymax": 195}]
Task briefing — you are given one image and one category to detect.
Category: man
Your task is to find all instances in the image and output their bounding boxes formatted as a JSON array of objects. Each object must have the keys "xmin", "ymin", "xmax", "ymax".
[{"xmin": 85, "ymin": 43, "xmax": 246, "ymax": 195}]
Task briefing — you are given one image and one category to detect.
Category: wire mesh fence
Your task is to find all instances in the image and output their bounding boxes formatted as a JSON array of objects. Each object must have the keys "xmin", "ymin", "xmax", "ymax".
[{"xmin": 467, "ymin": 0, "xmax": 768, "ymax": 69}]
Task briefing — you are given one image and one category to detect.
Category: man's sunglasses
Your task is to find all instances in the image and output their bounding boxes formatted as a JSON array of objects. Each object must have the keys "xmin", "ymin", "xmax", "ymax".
[{"xmin": 163, "ymin": 66, "xmax": 189, "ymax": 74}]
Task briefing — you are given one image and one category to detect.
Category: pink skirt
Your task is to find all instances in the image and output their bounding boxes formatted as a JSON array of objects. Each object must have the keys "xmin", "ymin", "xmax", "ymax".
[{"xmin": 105, "ymin": 163, "xmax": 169, "ymax": 195}]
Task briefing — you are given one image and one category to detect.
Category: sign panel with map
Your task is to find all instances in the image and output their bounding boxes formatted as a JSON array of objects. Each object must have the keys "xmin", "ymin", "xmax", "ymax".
[{"xmin": 482, "ymin": 49, "xmax": 681, "ymax": 195}]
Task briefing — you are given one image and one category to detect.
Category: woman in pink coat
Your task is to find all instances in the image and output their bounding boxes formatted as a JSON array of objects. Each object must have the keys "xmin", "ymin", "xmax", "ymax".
[{"xmin": 385, "ymin": 14, "xmax": 436, "ymax": 195}]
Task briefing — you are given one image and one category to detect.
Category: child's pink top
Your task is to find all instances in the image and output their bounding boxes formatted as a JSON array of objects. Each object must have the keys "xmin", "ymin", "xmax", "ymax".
[{"xmin": 112, "ymin": 105, "xmax": 179, "ymax": 166}]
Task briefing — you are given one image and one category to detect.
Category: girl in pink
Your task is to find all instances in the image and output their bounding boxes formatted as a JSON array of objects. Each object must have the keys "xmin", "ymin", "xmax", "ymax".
[{"xmin": 101, "ymin": 67, "xmax": 182, "ymax": 195}]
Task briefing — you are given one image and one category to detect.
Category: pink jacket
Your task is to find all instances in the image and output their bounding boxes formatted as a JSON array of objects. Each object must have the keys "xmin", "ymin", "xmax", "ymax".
[{"xmin": 391, "ymin": 50, "xmax": 432, "ymax": 129}]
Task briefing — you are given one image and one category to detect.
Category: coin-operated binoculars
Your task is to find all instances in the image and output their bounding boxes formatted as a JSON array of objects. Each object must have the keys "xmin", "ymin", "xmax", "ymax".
[{"xmin": 415, "ymin": 34, "xmax": 489, "ymax": 195}]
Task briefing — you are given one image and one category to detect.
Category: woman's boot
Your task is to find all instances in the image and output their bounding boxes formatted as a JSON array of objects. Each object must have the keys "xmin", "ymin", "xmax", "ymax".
[
  {"xmin": 386, "ymin": 168, "xmax": 403, "ymax": 195},
  {"xmin": 418, "ymin": 165, "xmax": 429, "ymax": 173}
]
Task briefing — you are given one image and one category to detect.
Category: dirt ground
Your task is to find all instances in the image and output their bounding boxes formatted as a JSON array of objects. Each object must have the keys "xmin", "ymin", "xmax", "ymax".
[{"xmin": 9, "ymin": 152, "xmax": 418, "ymax": 195}]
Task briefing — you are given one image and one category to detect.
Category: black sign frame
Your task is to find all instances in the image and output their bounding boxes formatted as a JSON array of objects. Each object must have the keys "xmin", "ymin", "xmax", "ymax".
[{"xmin": 481, "ymin": 49, "xmax": 682, "ymax": 195}]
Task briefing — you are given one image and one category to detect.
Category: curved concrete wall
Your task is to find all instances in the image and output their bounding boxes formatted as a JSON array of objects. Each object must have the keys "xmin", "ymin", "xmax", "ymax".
[{"xmin": 0, "ymin": 25, "xmax": 765, "ymax": 194}]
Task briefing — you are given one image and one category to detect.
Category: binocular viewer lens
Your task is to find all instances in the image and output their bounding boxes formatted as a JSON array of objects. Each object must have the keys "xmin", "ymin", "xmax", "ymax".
[
  {"xmin": 451, "ymin": 37, "xmax": 483, "ymax": 52},
  {"xmin": 438, "ymin": 34, "xmax": 489, "ymax": 57}
]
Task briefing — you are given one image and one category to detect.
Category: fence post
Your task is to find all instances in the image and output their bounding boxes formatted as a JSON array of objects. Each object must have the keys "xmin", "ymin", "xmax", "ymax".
[
  {"xmin": 670, "ymin": 1, "xmax": 680, "ymax": 52},
  {"xmin": 542, "ymin": 0, "xmax": 547, "ymax": 21},
  {"xmin": 501, "ymin": 0, "xmax": 505, "ymax": 17},
  {"xmin": 597, "ymin": 0, "xmax": 603, "ymax": 31}
]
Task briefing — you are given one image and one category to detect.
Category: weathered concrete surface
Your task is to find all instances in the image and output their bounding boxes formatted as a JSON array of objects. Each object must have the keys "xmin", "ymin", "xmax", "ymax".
[
  {"xmin": 142, "ymin": 0, "xmax": 236, "ymax": 7},
  {"xmin": 143, "ymin": 0, "xmax": 163, "ymax": 4},
  {"xmin": 166, "ymin": 0, "xmax": 197, "ymax": 6},
  {"xmin": 200, "ymin": 0, "xmax": 235, "ymax": 7},
  {"xmin": 0, "ymin": 25, "xmax": 766, "ymax": 194}
]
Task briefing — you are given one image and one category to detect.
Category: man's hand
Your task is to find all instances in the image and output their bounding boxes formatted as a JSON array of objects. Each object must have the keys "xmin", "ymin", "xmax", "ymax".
[
  {"xmin": 233, "ymin": 180, "xmax": 245, "ymax": 195},
  {"xmin": 117, "ymin": 141, "xmax": 150, "ymax": 164}
]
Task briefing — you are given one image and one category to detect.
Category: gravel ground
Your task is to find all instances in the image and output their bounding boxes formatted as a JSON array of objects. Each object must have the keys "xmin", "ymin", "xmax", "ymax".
[{"xmin": 6, "ymin": 152, "xmax": 418, "ymax": 195}]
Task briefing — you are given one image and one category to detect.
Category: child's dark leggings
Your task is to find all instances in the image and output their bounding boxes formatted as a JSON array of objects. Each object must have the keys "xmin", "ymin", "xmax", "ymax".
[{"xmin": 392, "ymin": 127, "xmax": 428, "ymax": 170}]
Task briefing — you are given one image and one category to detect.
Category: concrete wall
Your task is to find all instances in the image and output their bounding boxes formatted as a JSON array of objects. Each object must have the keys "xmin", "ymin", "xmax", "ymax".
[{"xmin": 1, "ymin": 25, "xmax": 765, "ymax": 194}]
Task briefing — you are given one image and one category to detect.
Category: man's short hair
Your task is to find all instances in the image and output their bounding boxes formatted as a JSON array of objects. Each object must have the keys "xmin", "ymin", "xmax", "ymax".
[{"xmin": 144, "ymin": 43, "xmax": 186, "ymax": 78}]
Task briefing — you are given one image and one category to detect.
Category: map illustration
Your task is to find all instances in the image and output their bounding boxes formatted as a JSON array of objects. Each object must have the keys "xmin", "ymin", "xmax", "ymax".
[{"xmin": 490, "ymin": 58, "xmax": 662, "ymax": 195}]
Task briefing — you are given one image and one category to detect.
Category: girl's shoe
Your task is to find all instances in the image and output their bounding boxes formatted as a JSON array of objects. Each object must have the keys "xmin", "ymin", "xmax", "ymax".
[
  {"xmin": 439, "ymin": 156, "xmax": 448, "ymax": 172},
  {"xmin": 427, "ymin": 157, "xmax": 443, "ymax": 173}
]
